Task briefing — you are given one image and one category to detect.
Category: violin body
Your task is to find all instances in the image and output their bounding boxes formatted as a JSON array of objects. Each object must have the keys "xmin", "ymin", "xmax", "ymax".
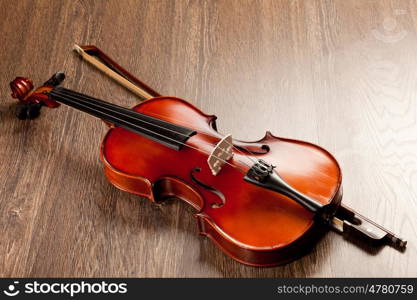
[{"xmin": 102, "ymin": 96, "xmax": 342, "ymax": 266}]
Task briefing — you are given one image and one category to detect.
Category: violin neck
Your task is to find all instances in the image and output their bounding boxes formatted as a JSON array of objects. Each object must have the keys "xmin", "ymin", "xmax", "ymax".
[{"xmin": 47, "ymin": 87, "xmax": 196, "ymax": 150}]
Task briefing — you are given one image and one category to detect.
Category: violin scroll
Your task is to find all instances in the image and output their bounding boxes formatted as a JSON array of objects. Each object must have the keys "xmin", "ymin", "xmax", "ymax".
[
  {"xmin": 9, "ymin": 72, "xmax": 65, "ymax": 119},
  {"xmin": 10, "ymin": 77, "xmax": 34, "ymax": 102}
]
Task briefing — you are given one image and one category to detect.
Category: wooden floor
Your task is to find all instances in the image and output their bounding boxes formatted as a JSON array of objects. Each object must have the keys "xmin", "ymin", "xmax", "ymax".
[{"xmin": 1, "ymin": 0, "xmax": 416, "ymax": 277}]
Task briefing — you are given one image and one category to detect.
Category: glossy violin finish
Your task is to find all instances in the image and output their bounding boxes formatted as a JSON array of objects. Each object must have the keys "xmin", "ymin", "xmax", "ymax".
[
  {"xmin": 102, "ymin": 97, "xmax": 342, "ymax": 266},
  {"xmin": 8, "ymin": 45, "xmax": 406, "ymax": 266}
]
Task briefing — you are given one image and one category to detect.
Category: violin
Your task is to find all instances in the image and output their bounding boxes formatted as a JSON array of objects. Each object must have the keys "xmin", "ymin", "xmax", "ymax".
[{"xmin": 9, "ymin": 45, "xmax": 406, "ymax": 267}]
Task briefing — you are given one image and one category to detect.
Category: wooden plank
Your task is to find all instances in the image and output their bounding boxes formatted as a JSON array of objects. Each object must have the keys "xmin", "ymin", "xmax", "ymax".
[{"xmin": 0, "ymin": 0, "xmax": 416, "ymax": 277}]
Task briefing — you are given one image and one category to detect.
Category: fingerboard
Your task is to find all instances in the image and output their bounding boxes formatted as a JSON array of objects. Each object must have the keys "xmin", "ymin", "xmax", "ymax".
[{"xmin": 48, "ymin": 87, "xmax": 196, "ymax": 150}]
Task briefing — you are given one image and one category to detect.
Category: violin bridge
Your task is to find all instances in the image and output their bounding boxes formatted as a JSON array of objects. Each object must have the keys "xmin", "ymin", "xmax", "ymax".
[{"xmin": 207, "ymin": 134, "xmax": 234, "ymax": 175}]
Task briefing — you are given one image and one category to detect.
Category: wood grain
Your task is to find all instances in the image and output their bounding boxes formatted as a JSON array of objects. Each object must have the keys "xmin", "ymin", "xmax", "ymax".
[{"xmin": 0, "ymin": 0, "xmax": 416, "ymax": 277}]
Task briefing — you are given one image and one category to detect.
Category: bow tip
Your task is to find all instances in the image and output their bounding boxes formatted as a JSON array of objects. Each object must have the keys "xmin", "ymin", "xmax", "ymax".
[{"xmin": 73, "ymin": 43, "xmax": 83, "ymax": 54}]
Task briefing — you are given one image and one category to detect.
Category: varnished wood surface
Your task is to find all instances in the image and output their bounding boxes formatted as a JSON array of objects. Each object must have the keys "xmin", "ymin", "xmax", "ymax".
[{"xmin": 0, "ymin": 0, "xmax": 416, "ymax": 277}]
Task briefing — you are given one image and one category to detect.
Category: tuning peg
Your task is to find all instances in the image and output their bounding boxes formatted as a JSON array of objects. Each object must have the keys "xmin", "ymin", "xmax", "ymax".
[
  {"xmin": 26, "ymin": 103, "xmax": 43, "ymax": 119},
  {"xmin": 15, "ymin": 103, "xmax": 43, "ymax": 120},
  {"xmin": 15, "ymin": 104, "xmax": 28, "ymax": 120},
  {"xmin": 43, "ymin": 72, "xmax": 65, "ymax": 87}
]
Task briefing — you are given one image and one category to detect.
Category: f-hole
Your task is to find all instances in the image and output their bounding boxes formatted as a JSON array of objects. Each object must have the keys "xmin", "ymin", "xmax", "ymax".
[{"xmin": 190, "ymin": 168, "xmax": 225, "ymax": 208}]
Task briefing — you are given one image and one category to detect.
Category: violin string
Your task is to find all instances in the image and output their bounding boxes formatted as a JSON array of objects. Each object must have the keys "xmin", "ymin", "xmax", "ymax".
[
  {"xmin": 56, "ymin": 88, "xmax": 253, "ymax": 168},
  {"xmin": 132, "ymin": 109, "xmax": 261, "ymax": 165},
  {"xmin": 56, "ymin": 88, "xmax": 259, "ymax": 167},
  {"xmin": 55, "ymin": 88, "xmax": 257, "ymax": 168},
  {"xmin": 57, "ymin": 88, "xmax": 257, "ymax": 166},
  {"xmin": 50, "ymin": 90, "xmax": 247, "ymax": 173},
  {"xmin": 49, "ymin": 89, "xmax": 250, "ymax": 174}
]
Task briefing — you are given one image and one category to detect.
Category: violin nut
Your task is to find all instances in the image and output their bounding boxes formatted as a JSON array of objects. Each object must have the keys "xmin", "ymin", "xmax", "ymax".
[{"xmin": 10, "ymin": 77, "xmax": 34, "ymax": 101}]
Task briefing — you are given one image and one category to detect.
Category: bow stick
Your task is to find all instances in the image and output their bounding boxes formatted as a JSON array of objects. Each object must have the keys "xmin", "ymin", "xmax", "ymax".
[{"xmin": 73, "ymin": 44, "xmax": 160, "ymax": 100}]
